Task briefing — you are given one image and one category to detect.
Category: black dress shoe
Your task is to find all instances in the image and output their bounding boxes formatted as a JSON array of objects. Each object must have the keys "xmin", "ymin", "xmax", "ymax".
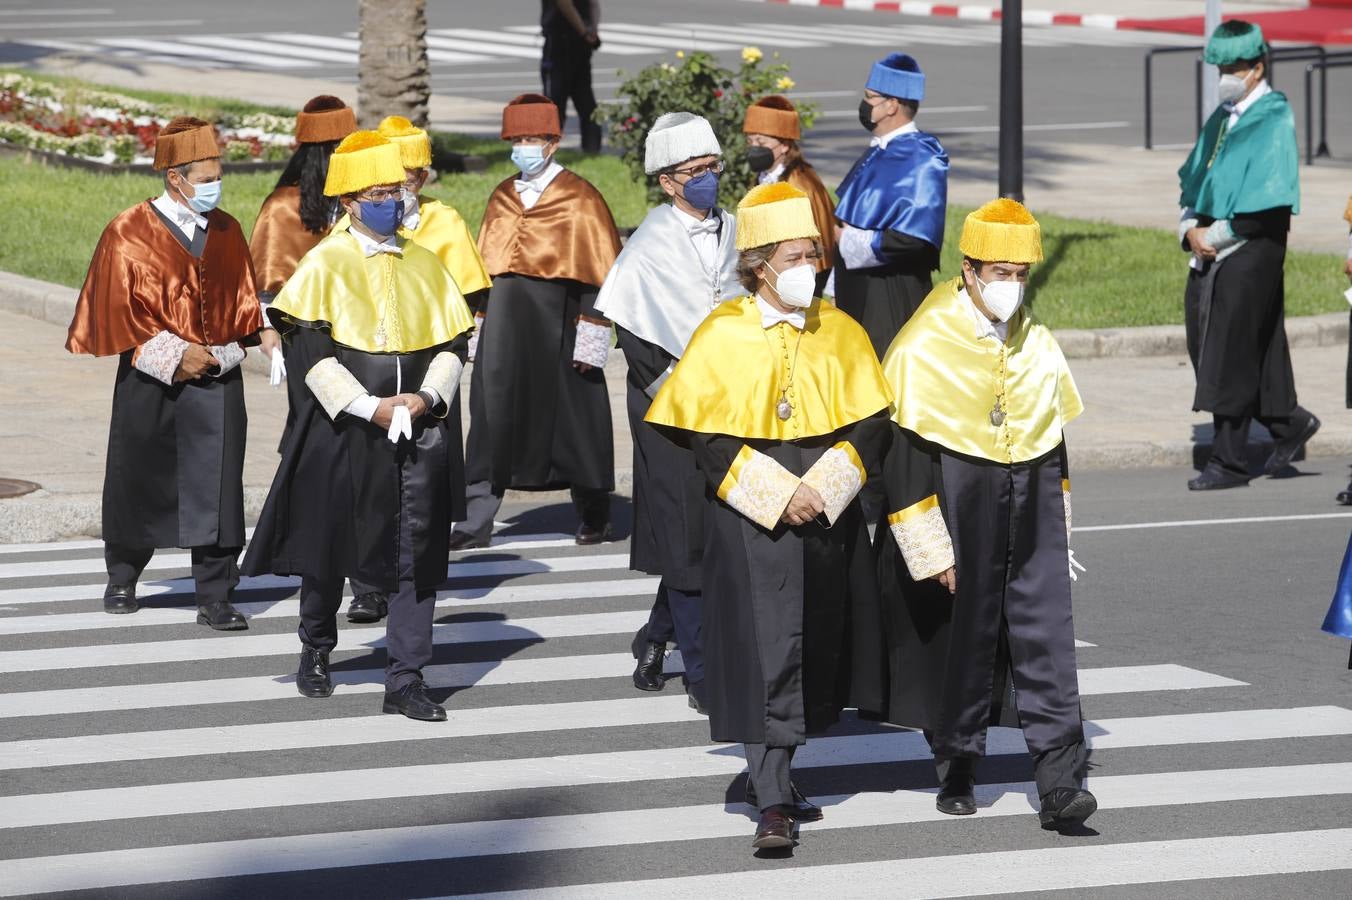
[
  {"xmin": 745, "ymin": 781, "xmax": 823, "ymax": 822},
  {"xmin": 103, "ymin": 583, "xmax": 138, "ymax": 615},
  {"xmin": 382, "ymin": 680, "xmax": 447, "ymax": 721},
  {"xmin": 686, "ymin": 679, "xmax": 709, "ymax": 715},
  {"xmin": 576, "ymin": 522, "xmax": 613, "ymax": 546},
  {"xmin": 936, "ymin": 779, "xmax": 977, "ymax": 816},
  {"xmin": 752, "ymin": 806, "xmax": 796, "ymax": 850},
  {"xmin": 296, "ymin": 646, "xmax": 332, "ymax": 698},
  {"xmin": 346, "ymin": 592, "xmax": 388, "ymax": 623},
  {"xmin": 1265, "ymin": 414, "xmax": 1320, "ymax": 475},
  {"xmin": 632, "ymin": 641, "xmax": 666, "ymax": 691},
  {"xmin": 1187, "ymin": 465, "xmax": 1250, "ymax": 491},
  {"xmin": 448, "ymin": 531, "xmax": 489, "ymax": 551},
  {"xmin": 196, "ymin": 599, "xmax": 248, "ymax": 631},
  {"xmin": 1038, "ymin": 787, "xmax": 1098, "ymax": 829},
  {"xmin": 1337, "ymin": 481, "xmax": 1352, "ymax": 505}
]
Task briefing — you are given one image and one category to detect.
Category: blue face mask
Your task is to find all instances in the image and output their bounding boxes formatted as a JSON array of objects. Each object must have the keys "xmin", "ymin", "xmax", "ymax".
[
  {"xmin": 680, "ymin": 170, "xmax": 720, "ymax": 212},
  {"xmin": 511, "ymin": 144, "xmax": 550, "ymax": 177},
  {"xmin": 185, "ymin": 179, "xmax": 222, "ymax": 214},
  {"xmin": 356, "ymin": 197, "xmax": 405, "ymax": 237}
]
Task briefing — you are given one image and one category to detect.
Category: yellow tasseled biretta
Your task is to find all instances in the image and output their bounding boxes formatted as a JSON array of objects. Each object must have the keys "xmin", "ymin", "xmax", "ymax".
[
  {"xmin": 323, "ymin": 130, "xmax": 406, "ymax": 197},
  {"xmin": 735, "ymin": 182, "xmax": 821, "ymax": 251},
  {"xmin": 377, "ymin": 115, "xmax": 433, "ymax": 169},
  {"xmin": 958, "ymin": 198, "xmax": 1044, "ymax": 264}
]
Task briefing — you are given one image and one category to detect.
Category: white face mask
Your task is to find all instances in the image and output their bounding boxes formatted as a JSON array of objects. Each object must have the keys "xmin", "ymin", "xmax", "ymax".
[
  {"xmin": 765, "ymin": 260, "xmax": 816, "ymax": 309},
  {"xmin": 1217, "ymin": 72, "xmax": 1250, "ymax": 105},
  {"xmin": 974, "ymin": 273, "xmax": 1025, "ymax": 323}
]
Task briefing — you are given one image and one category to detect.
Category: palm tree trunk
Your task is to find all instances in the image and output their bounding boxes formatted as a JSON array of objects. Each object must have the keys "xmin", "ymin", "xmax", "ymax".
[{"xmin": 357, "ymin": 0, "xmax": 430, "ymax": 128}]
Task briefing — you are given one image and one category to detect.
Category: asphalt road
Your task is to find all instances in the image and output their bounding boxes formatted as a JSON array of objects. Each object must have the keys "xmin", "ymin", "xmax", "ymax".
[
  {"xmin": 0, "ymin": 462, "xmax": 1350, "ymax": 898},
  {"xmin": 5, "ymin": 0, "xmax": 1352, "ymax": 166}
]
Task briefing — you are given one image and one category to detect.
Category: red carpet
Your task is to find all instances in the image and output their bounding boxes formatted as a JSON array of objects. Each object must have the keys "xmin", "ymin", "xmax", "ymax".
[{"xmin": 1119, "ymin": 6, "xmax": 1352, "ymax": 44}]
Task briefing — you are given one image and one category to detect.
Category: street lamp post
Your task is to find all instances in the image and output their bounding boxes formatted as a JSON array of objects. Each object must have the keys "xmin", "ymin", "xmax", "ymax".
[{"xmin": 998, "ymin": 0, "xmax": 1024, "ymax": 201}]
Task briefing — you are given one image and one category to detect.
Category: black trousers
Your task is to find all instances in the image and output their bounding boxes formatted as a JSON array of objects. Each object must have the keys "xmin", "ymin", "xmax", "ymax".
[
  {"xmin": 105, "ymin": 542, "xmax": 239, "ymax": 607},
  {"xmin": 1209, "ymin": 405, "xmax": 1315, "ymax": 477},
  {"xmin": 454, "ymin": 480, "xmax": 611, "ymax": 540},
  {"xmin": 745, "ymin": 742, "xmax": 797, "ymax": 811},
  {"xmin": 297, "ymin": 498, "xmax": 436, "ymax": 691},
  {"xmin": 936, "ymin": 740, "xmax": 1087, "ymax": 799},
  {"xmin": 541, "ymin": 34, "xmax": 600, "ymax": 152},
  {"xmin": 645, "ymin": 581, "xmax": 704, "ymax": 686}
]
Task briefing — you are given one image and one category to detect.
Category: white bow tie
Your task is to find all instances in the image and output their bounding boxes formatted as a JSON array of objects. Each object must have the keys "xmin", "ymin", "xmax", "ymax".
[
  {"xmin": 368, "ymin": 242, "xmax": 401, "ymax": 256},
  {"xmin": 175, "ymin": 207, "xmax": 207, "ymax": 231},
  {"xmin": 760, "ymin": 306, "xmax": 806, "ymax": 331},
  {"xmin": 514, "ymin": 178, "xmax": 544, "ymax": 195},
  {"xmin": 687, "ymin": 218, "xmax": 720, "ymax": 236}
]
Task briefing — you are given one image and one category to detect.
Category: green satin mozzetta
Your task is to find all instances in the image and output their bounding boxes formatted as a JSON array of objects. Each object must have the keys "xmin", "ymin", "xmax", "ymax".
[{"xmin": 1178, "ymin": 91, "xmax": 1300, "ymax": 220}]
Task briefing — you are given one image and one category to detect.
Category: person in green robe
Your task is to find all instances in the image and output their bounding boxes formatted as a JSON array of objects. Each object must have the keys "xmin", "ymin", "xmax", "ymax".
[{"xmin": 1178, "ymin": 20, "xmax": 1318, "ymax": 491}]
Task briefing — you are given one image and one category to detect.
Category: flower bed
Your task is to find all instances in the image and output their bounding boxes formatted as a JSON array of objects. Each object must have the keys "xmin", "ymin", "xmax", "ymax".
[{"xmin": 0, "ymin": 72, "xmax": 294, "ymax": 170}]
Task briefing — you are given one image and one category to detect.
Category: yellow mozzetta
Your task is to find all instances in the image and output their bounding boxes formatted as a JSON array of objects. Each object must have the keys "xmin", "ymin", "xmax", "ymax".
[
  {"xmin": 644, "ymin": 295, "xmax": 893, "ymax": 441},
  {"xmin": 334, "ymin": 199, "xmax": 493, "ymax": 296},
  {"xmin": 882, "ymin": 276, "xmax": 1082, "ymax": 464},
  {"xmin": 269, "ymin": 230, "xmax": 475, "ymax": 354}
]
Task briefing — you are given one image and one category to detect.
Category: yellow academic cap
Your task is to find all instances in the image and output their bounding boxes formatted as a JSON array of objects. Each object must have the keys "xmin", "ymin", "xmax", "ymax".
[
  {"xmin": 735, "ymin": 182, "xmax": 821, "ymax": 251},
  {"xmin": 958, "ymin": 198, "xmax": 1044, "ymax": 264},
  {"xmin": 377, "ymin": 115, "xmax": 432, "ymax": 169},
  {"xmin": 323, "ymin": 130, "xmax": 406, "ymax": 196}
]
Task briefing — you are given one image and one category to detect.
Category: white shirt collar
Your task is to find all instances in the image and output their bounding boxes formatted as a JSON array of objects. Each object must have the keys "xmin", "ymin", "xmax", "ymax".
[
  {"xmin": 758, "ymin": 162, "xmax": 786, "ymax": 185},
  {"xmin": 514, "ymin": 160, "xmax": 565, "ymax": 208},
  {"xmin": 756, "ymin": 294, "xmax": 806, "ymax": 331},
  {"xmin": 672, "ymin": 203, "xmax": 721, "ymax": 235},
  {"xmin": 151, "ymin": 190, "xmax": 206, "ymax": 237},
  {"xmin": 870, "ymin": 120, "xmax": 918, "ymax": 149},
  {"xmin": 1228, "ymin": 79, "xmax": 1271, "ymax": 124},
  {"xmin": 349, "ymin": 225, "xmax": 402, "ymax": 257},
  {"xmin": 960, "ymin": 288, "xmax": 1009, "ymax": 343}
]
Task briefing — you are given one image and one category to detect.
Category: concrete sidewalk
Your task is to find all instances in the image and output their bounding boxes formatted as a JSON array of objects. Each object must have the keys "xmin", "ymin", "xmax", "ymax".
[{"xmin": 4, "ymin": 296, "xmax": 1350, "ymax": 543}]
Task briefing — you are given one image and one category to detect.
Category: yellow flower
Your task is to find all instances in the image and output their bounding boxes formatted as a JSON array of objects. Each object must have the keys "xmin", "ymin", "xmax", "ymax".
[
  {"xmin": 676, "ymin": 50, "xmax": 685, "ymax": 59},
  {"xmin": 776, "ymin": 76, "xmax": 796, "ymax": 91},
  {"xmin": 741, "ymin": 46, "xmax": 763, "ymax": 64}
]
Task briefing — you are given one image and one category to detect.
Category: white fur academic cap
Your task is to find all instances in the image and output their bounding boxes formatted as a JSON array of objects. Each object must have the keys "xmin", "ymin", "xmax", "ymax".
[{"xmin": 643, "ymin": 112, "xmax": 722, "ymax": 175}]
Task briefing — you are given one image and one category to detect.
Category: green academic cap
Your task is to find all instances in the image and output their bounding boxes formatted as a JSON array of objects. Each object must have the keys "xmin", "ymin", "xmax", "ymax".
[{"xmin": 1204, "ymin": 20, "xmax": 1268, "ymax": 66}]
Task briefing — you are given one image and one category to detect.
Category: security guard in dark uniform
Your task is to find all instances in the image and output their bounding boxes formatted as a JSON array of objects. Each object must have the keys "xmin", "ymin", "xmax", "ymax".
[{"xmin": 540, "ymin": 0, "xmax": 602, "ymax": 153}]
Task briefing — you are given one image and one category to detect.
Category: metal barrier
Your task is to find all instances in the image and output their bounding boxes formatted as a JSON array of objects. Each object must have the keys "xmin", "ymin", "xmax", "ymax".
[
  {"xmin": 1304, "ymin": 53, "xmax": 1352, "ymax": 164},
  {"xmin": 1143, "ymin": 45, "xmax": 1205, "ymax": 149}
]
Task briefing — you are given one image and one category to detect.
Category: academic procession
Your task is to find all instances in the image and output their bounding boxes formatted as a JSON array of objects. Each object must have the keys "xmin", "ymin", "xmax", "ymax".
[{"xmin": 47, "ymin": 12, "xmax": 1352, "ymax": 869}]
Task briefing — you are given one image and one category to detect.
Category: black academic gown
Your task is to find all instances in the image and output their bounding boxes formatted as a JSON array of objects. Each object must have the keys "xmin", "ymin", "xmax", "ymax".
[
  {"xmin": 1185, "ymin": 207, "xmax": 1298, "ymax": 418},
  {"xmin": 242, "ymin": 319, "xmax": 468, "ymax": 593},
  {"xmin": 832, "ymin": 231, "xmax": 939, "ymax": 360},
  {"xmin": 876, "ymin": 425, "xmax": 1084, "ymax": 759},
  {"xmin": 689, "ymin": 414, "xmax": 890, "ymax": 746},
  {"xmin": 102, "ymin": 211, "xmax": 248, "ymax": 551},
  {"xmin": 617, "ymin": 326, "xmax": 704, "ymax": 591},
  {"xmin": 465, "ymin": 275, "xmax": 613, "ymax": 492}
]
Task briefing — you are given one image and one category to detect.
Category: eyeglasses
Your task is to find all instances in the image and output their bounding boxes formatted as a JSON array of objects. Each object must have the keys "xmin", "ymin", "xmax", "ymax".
[
  {"xmin": 670, "ymin": 159, "xmax": 725, "ymax": 179},
  {"xmin": 356, "ymin": 187, "xmax": 403, "ymax": 202}
]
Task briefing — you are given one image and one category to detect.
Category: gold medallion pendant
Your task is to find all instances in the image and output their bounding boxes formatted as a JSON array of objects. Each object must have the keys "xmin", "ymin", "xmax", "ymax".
[
  {"xmin": 776, "ymin": 398, "xmax": 793, "ymax": 421},
  {"xmin": 990, "ymin": 401, "xmax": 1005, "ymax": 427}
]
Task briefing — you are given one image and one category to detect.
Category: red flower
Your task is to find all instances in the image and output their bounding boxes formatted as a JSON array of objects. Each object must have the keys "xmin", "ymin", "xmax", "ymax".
[{"xmin": 713, "ymin": 89, "xmax": 723, "ymax": 98}]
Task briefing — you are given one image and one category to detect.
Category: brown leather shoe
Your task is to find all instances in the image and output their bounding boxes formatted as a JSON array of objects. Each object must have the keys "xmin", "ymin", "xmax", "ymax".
[{"xmin": 752, "ymin": 806, "xmax": 795, "ymax": 850}]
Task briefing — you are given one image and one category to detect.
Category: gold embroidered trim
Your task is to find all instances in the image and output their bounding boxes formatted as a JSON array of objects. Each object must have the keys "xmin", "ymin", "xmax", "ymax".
[
  {"xmin": 305, "ymin": 357, "xmax": 366, "ymax": 420},
  {"xmin": 718, "ymin": 445, "xmax": 801, "ymax": 531},
  {"xmin": 1062, "ymin": 478, "xmax": 1072, "ymax": 539},
  {"xmin": 887, "ymin": 494, "xmax": 954, "ymax": 581},
  {"xmin": 420, "ymin": 351, "xmax": 464, "ymax": 406},
  {"xmin": 801, "ymin": 442, "xmax": 866, "ymax": 526}
]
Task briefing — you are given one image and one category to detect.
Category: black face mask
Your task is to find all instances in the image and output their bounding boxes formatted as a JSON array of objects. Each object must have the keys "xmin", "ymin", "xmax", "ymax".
[
  {"xmin": 858, "ymin": 98, "xmax": 877, "ymax": 133},
  {"xmin": 747, "ymin": 145, "xmax": 775, "ymax": 173}
]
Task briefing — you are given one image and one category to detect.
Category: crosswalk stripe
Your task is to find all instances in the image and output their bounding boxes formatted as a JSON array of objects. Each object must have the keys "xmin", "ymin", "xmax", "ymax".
[
  {"xmin": 656, "ymin": 21, "xmax": 823, "ymax": 47},
  {"xmin": 0, "ymin": 549, "xmax": 629, "ymax": 580},
  {"xmin": 593, "ymin": 26, "xmax": 743, "ymax": 52},
  {"xmin": 0, "ymin": 694, "xmax": 706, "ymax": 770},
  {"xmin": 423, "ymin": 33, "xmax": 544, "ymax": 60},
  {"xmin": 0, "ymin": 608, "xmax": 652, "ymax": 673},
  {"xmin": 177, "ymin": 34, "xmax": 357, "ymax": 64},
  {"xmin": 0, "ymin": 531, "xmax": 570, "ymax": 558},
  {"xmin": 3, "ymin": 702, "xmax": 1345, "ymax": 777},
  {"xmin": 454, "ymin": 828, "xmax": 1352, "ymax": 899},
  {"xmin": 2, "ymin": 764, "xmax": 1347, "ymax": 895},
  {"xmin": 268, "ymin": 31, "xmax": 492, "ymax": 63},
  {"xmin": 89, "ymin": 36, "xmax": 314, "ymax": 69},
  {"xmin": 0, "ymin": 663, "xmax": 1224, "ymax": 720}
]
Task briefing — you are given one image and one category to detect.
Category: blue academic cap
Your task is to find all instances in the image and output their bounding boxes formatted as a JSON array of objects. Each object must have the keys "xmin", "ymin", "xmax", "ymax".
[{"xmin": 866, "ymin": 53, "xmax": 925, "ymax": 102}]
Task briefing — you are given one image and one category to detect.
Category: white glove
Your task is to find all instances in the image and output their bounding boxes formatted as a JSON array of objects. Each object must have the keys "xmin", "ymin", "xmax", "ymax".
[
  {"xmin": 269, "ymin": 344, "xmax": 287, "ymax": 386},
  {"xmin": 386, "ymin": 404, "xmax": 412, "ymax": 444},
  {"xmin": 468, "ymin": 313, "xmax": 484, "ymax": 362},
  {"xmin": 1068, "ymin": 548, "xmax": 1086, "ymax": 583}
]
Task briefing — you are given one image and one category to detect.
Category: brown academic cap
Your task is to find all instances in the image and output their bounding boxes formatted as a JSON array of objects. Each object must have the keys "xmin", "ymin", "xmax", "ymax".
[
  {"xmin": 501, "ymin": 93, "xmax": 561, "ymax": 141},
  {"xmin": 295, "ymin": 95, "xmax": 357, "ymax": 144},
  {"xmin": 152, "ymin": 116, "xmax": 221, "ymax": 170},
  {"xmin": 743, "ymin": 95, "xmax": 801, "ymax": 141}
]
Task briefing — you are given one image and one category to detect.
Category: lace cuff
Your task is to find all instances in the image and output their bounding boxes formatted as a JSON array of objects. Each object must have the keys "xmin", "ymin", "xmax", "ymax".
[
  {"xmin": 420, "ymin": 351, "xmax": 464, "ymax": 408},
  {"xmin": 1178, "ymin": 208, "xmax": 1199, "ymax": 250},
  {"xmin": 209, "ymin": 342, "xmax": 246, "ymax": 375},
  {"xmin": 132, "ymin": 331, "xmax": 190, "ymax": 385},
  {"xmin": 1062, "ymin": 478, "xmax": 1072, "ymax": 542},
  {"xmin": 305, "ymin": 358, "xmax": 367, "ymax": 420},
  {"xmin": 716, "ymin": 445, "xmax": 800, "ymax": 531},
  {"xmin": 800, "ymin": 442, "xmax": 866, "ymax": 526},
  {"xmin": 1204, "ymin": 218, "xmax": 1243, "ymax": 253},
  {"xmin": 573, "ymin": 318, "xmax": 612, "ymax": 368},
  {"xmin": 838, "ymin": 225, "xmax": 885, "ymax": 270},
  {"xmin": 887, "ymin": 495, "xmax": 955, "ymax": 582}
]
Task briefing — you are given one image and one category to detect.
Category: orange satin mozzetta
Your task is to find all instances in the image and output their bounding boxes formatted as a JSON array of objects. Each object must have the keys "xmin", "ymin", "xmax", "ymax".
[
  {"xmin": 249, "ymin": 185, "xmax": 325, "ymax": 295},
  {"xmin": 786, "ymin": 163, "xmax": 837, "ymax": 274},
  {"xmin": 476, "ymin": 169, "xmax": 621, "ymax": 289},
  {"xmin": 67, "ymin": 200, "xmax": 263, "ymax": 357}
]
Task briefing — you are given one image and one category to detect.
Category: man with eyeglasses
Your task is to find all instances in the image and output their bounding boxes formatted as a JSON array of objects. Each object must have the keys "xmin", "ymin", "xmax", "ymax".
[
  {"xmin": 67, "ymin": 117, "xmax": 263, "ymax": 631},
  {"xmin": 832, "ymin": 53, "xmax": 949, "ymax": 361},
  {"xmin": 243, "ymin": 131, "xmax": 476, "ymax": 722},
  {"xmin": 595, "ymin": 112, "xmax": 741, "ymax": 714}
]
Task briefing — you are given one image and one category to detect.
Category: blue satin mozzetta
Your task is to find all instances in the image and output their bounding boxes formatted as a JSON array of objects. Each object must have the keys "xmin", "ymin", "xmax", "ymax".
[
  {"xmin": 834, "ymin": 131, "xmax": 949, "ymax": 250},
  {"xmin": 1321, "ymin": 532, "xmax": 1352, "ymax": 639}
]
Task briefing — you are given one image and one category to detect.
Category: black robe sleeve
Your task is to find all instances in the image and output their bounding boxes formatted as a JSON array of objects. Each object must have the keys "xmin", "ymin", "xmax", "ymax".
[
  {"xmin": 879, "ymin": 229, "xmax": 940, "ymax": 271},
  {"xmin": 615, "ymin": 325, "xmax": 676, "ymax": 396},
  {"xmin": 881, "ymin": 422, "xmax": 955, "ymax": 581}
]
